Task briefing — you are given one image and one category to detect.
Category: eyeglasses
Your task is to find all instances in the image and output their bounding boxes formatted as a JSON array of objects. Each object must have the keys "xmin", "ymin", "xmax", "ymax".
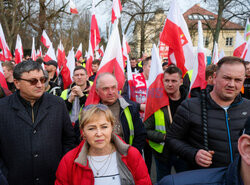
[
  {"xmin": 19, "ymin": 76, "xmax": 48, "ymax": 85},
  {"xmin": 83, "ymin": 104, "xmax": 109, "ymax": 111}
]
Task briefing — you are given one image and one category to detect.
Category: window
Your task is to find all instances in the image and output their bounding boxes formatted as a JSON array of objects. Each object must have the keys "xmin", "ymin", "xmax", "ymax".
[
  {"xmin": 188, "ymin": 15, "xmax": 193, "ymax": 20},
  {"xmin": 226, "ymin": 37, "xmax": 233, "ymax": 46}
]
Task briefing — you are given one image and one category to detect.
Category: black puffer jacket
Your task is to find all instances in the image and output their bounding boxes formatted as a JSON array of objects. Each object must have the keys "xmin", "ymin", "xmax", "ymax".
[{"xmin": 166, "ymin": 88, "xmax": 250, "ymax": 169}]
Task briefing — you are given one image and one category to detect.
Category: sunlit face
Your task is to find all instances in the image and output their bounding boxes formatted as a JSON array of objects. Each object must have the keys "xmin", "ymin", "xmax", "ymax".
[
  {"xmin": 2, "ymin": 66, "xmax": 12, "ymax": 79},
  {"xmin": 142, "ymin": 60, "xmax": 151, "ymax": 79},
  {"xmin": 14, "ymin": 70, "xmax": 45, "ymax": 101},
  {"xmin": 212, "ymin": 63, "xmax": 245, "ymax": 102},
  {"xmin": 163, "ymin": 72, "xmax": 183, "ymax": 96},
  {"xmin": 96, "ymin": 75, "xmax": 118, "ymax": 105},
  {"xmin": 72, "ymin": 69, "xmax": 88, "ymax": 86},
  {"xmin": 92, "ymin": 64, "xmax": 99, "ymax": 73},
  {"xmin": 82, "ymin": 113, "xmax": 113, "ymax": 151}
]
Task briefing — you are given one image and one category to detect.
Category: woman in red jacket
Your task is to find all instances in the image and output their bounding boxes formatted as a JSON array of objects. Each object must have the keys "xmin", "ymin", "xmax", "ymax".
[{"xmin": 55, "ymin": 104, "xmax": 152, "ymax": 185}]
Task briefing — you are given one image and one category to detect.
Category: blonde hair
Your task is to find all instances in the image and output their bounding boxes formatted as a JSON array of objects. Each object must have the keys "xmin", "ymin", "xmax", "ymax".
[{"xmin": 79, "ymin": 104, "xmax": 115, "ymax": 131}]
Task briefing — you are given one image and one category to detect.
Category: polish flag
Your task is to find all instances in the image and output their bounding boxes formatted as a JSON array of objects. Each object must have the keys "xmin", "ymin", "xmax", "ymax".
[
  {"xmin": 219, "ymin": 49, "xmax": 225, "ymax": 60},
  {"xmin": 69, "ymin": 0, "xmax": 78, "ymax": 14},
  {"xmin": 36, "ymin": 46, "xmax": 42, "ymax": 58},
  {"xmin": 211, "ymin": 42, "xmax": 219, "ymax": 64},
  {"xmin": 86, "ymin": 38, "xmax": 94, "ymax": 76},
  {"xmin": 189, "ymin": 21, "xmax": 207, "ymax": 95},
  {"xmin": 160, "ymin": 1, "xmax": 195, "ymax": 76},
  {"xmin": 0, "ymin": 23, "xmax": 12, "ymax": 61},
  {"xmin": 243, "ymin": 41, "xmax": 250, "ymax": 61},
  {"xmin": 41, "ymin": 30, "xmax": 52, "ymax": 48},
  {"xmin": 14, "ymin": 34, "xmax": 23, "ymax": 64},
  {"xmin": 58, "ymin": 41, "xmax": 72, "ymax": 89},
  {"xmin": 98, "ymin": 45, "xmax": 104, "ymax": 57},
  {"xmin": 75, "ymin": 43, "xmax": 82, "ymax": 61},
  {"xmin": 43, "ymin": 45, "xmax": 56, "ymax": 62},
  {"xmin": 85, "ymin": 21, "xmax": 125, "ymax": 105},
  {"xmin": 144, "ymin": 44, "xmax": 169, "ymax": 121},
  {"xmin": 233, "ymin": 31, "xmax": 247, "ymax": 58},
  {"xmin": 66, "ymin": 47, "xmax": 75, "ymax": 80},
  {"xmin": 112, "ymin": 0, "xmax": 122, "ymax": 24},
  {"xmin": 31, "ymin": 37, "xmax": 37, "ymax": 61},
  {"xmin": 90, "ymin": 1, "xmax": 101, "ymax": 53},
  {"xmin": 244, "ymin": 18, "xmax": 250, "ymax": 41},
  {"xmin": 122, "ymin": 34, "xmax": 131, "ymax": 62},
  {"xmin": 0, "ymin": 62, "xmax": 8, "ymax": 89},
  {"xmin": 123, "ymin": 34, "xmax": 133, "ymax": 99}
]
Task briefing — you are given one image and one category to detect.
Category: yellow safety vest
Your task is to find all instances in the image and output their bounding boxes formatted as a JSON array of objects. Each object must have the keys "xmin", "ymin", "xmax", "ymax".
[
  {"xmin": 149, "ymin": 109, "xmax": 166, "ymax": 153},
  {"xmin": 124, "ymin": 107, "xmax": 134, "ymax": 145},
  {"xmin": 138, "ymin": 61, "xmax": 143, "ymax": 68}
]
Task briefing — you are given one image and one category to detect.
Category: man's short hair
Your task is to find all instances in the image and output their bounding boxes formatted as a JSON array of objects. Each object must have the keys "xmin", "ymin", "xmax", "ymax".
[
  {"xmin": 92, "ymin": 59, "xmax": 101, "ymax": 65},
  {"xmin": 142, "ymin": 56, "xmax": 152, "ymax": 66},
  {"xmin": 131, "ymin": 57, "xmax": 136, "ymax": 61},
  {"xmin": 164, "ymin": 66, "xmax": 182, "ymax": 78},
  {"xmin": 73, "ymin": 66, "xmax": 87, "ymax": 75},
  {"xmin": 217, "ymin": 56, "xmax": 246, "ymax": 72},
  {"xmin": 96, "ymin": 72, "xmax": 117, "ymax": 89},
  {"xmin": 205, "ymin": 64, "xmax": 217, "ymax": 80},
  {"xmin": 2, "ymin": 61, "xmax": 14, "ymax": 71},
  {"xmin": 44, "ymin": 60, "xmax": 58, "ymax": 68},
  {"xmin": 36, "ymin": 57, "xmax": 44, "ymax": 65},
  {"xmin": 13, "ymin": 60, "xmax": 44, "ymax": 80}
]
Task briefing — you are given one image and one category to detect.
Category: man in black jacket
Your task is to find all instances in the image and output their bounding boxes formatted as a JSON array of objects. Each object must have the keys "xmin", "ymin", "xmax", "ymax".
[
  {"xmin": 158, "ymin": 116, "xmax": 250, "ymax": 185},
  {"xmin": 0, "ymin": 61, "xmax": 75, "ymax": 185},
  {"xmin": 167, "ymin": 56, "xmax": 250, "ymax": 169},
  {"xmin": 95, "ymin": 72, "xmax": 146, "ymax": 153}
]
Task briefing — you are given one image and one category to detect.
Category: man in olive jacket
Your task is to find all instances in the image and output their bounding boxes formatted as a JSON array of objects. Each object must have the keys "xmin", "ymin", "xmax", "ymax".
[{"xmin": 0, "ymin": 61, "xmax": 75, "ymax": 185}]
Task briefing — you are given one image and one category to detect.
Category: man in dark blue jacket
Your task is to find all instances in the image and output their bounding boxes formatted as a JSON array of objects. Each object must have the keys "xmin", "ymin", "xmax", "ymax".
[
  {"xmin": 0, "ymin": 61, "xmax": 75, "ymax": 185},
  {"xmin": 158, "ymin": 116, "xmax": 250, "ymax": 185},
  {"xmin": 95, "ymin": 72, "xmax": 146, "ymax": 153}
]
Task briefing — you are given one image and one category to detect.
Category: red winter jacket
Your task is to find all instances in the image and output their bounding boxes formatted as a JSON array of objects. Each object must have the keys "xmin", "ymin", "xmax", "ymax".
[{"xmin": 55, "ymin": 134, "xmax": 152, "ymax": 185}]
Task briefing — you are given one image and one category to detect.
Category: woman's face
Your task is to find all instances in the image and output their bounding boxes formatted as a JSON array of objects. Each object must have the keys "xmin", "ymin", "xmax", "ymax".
[{"xmin": 82, "ymin": 112, "xmax": 113, "ymax": 152}]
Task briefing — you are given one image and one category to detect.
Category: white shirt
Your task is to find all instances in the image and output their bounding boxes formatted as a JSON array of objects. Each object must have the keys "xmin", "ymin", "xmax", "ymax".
[{"xmin": 87, "ymin": 152, "xmax": 121, "ymax": 185}]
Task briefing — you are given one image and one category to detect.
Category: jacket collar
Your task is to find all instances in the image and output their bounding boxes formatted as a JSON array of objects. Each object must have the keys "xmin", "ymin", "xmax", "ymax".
[
  {"xmin": 74, "ymin": 133, "xmax": 129, "ymax": 166},
  {"xmin": 118, "ymin": 97, "xmax": 130, "ymax": 110}
]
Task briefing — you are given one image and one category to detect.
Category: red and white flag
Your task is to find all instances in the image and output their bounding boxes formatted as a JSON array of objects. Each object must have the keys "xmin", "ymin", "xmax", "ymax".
[
  {"xmin": 219, "ymin": 49, "xmax": 225, "ymax": 60},
  {"xmin": 36, "ymin": 46, "xmax": 42, "ymax": 58},
  {"xmin": 211, "ymin": 42, "xmax": 219, "ymax": 64},
  {"xmin": 144, "ymin": 44, "xmax": 169, "ymax": 121},
  {"xmin": 90, "ymin": 1, "xmax": 101, "ymax": 53},
  {"xmin": 58, "ymin": 41, "xmax": 72, "ymax": 89},
  {"xmin": 31, "ymin": 37, "xmax": 37, "ymax": 61},
  {"xmin": 160, "ymin": 1, "xmax": 195, "ymax": 76},
  {"xmin": 122, "ymin": 34, "xmax": 131, "ymax": 62},
  {"xmin": 233, "ymin": 31, "xmax": 247, "ymax": 58},
  {"xmin": 244, "ymin": 41, "xmax": 250, "ymax": 61},
  {"xmin": 86, "ymin": 38, "xmax": 94, "ymax": 76},
  {"xmin": 66, "ymin": 47, "xmax": 75, "ymax": 80},
  {"xmin": 0, "ymin": 23, "xmax": 12, "ymax": 61},
  {"xmin": 112, "ymin": 0, "xmax": 122, "ymax": 24},
  {"xmin": 98, "ymin": 45, "xmax": 104, "ymax": 57},
  {"xmin": 75, "ymin": 43, "xmax": 82, "ymax": 61},
  {"xmin": 0, "ymin": 62, "xmax": 8, "ymax": 89},
  {"xmin": 123, "ymin": 34, "xmax": 133, "ymax": 99},
  {"xmin": 15, "ymin": 34, "xmax": 23, "ymax": 64},
  {"xmin": 85, "ymin": 21, "xmax": 124, "ymax": 105},
  {"xmin": 41, "ymin": 30, "xmax": 52, "ymax": 48},
  {"xmin": 69, "ymin": 0, "xmax": 78, "ymax": 14},
  {"xmin": 43, "ymin": 45, "xmax": 56, "ymax": 62},
  {"xmin": 189, "ymin": 21, "xmax": 207, "ymax": 95}
]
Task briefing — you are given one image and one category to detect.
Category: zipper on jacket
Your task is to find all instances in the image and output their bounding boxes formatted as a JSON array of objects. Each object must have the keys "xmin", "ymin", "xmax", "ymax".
[
  {"xmin": 224, "ymin": 109, "xmax": 233, "ymax": 163},
  {"xmin": 31, "ymin": 107, "xmax": 35, "ymax": 123}
]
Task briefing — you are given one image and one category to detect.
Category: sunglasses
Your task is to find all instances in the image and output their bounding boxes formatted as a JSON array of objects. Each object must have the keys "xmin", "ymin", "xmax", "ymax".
[
  {"xmin": 19, "ymin": 76, "xmax": 48, "ymax": 85},
  {"xmin": 83, "ymin": 104, "xmax": 109, "ymax": 111}
]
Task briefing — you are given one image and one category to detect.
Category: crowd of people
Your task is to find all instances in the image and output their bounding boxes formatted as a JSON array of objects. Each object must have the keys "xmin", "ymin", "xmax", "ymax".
[{"xmin": 0, "ymin": 54, "xmax": 250, "ymax": 185}]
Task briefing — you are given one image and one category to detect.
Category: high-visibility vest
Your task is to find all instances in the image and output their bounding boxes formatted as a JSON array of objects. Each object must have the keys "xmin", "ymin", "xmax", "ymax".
[
  {"xmin": 138, "ymin": 61, "xmax": 143, "ymax": 68},
  {"xmin": 186, "ymin": 69, "xmax": 193, "ymax": 81},
  {"xmin": 149, "ymin": 109, "xmax": 166, "ymax": 153},
  {"xmin": 124, "ymin": 107, "xmax": 134, "ymax": 145}
]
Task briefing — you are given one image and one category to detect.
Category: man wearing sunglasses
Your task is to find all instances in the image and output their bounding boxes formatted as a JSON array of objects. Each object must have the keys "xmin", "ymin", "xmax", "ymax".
[{"xmin": 0, "ymin": 61, "xmax": 76, "ymax": 185}]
